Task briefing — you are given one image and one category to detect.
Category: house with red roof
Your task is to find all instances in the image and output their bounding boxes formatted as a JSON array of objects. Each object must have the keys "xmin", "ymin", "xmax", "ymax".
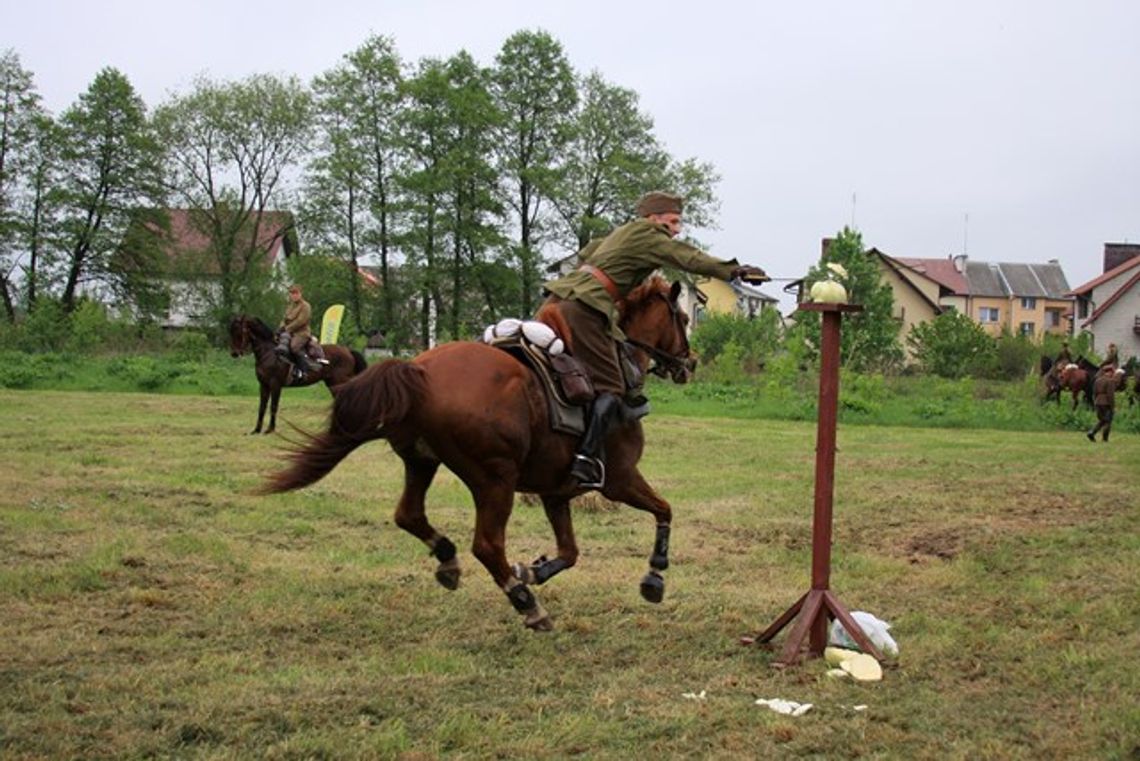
[
  {"xmin": 119, "ymin": 208, "xmax": 298, "ymax": 327},
  {"xmin": 895, "ymin": 254, "xmax": 1072, "ymax": 339},
  {"xmin": 1066, "ymin": 243, "xmax": 1140, "ymax": 359}
]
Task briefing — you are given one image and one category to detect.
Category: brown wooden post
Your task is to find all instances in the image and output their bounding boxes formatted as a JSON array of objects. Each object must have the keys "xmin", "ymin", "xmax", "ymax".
[{"xmin": 745, "ymin": 302, "xmax": 886, "ymax": 666}]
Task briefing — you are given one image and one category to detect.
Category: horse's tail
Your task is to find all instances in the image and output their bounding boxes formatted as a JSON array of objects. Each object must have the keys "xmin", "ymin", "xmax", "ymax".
[
  {"xmin": 259, "ymin": 359, "xmax": 427, "ymax": 494},
  {"xmin": 351, "ymin": 349, "xmax": 367, "ymax": 375}
]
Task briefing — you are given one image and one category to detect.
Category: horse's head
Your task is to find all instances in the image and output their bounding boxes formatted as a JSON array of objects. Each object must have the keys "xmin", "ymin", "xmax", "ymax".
[
  {"xmin": 622, "ymin": 278, "xmax": 695, "ymax": 384},
  {"xmin": 229, "ymin": 315, "xmax": 251, "ymax": 358}
]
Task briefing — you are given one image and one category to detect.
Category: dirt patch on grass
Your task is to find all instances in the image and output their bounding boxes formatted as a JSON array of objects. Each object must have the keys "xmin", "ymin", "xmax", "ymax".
[{"xmin": 903, "ymin": 526, "xmax": 974, "ymax": 562}]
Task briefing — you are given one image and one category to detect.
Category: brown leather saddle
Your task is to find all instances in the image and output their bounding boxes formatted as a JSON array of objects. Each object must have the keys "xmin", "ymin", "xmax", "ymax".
[{"xmin": 487, "ymin": 337, "xmax": 594, "ymax": 435}]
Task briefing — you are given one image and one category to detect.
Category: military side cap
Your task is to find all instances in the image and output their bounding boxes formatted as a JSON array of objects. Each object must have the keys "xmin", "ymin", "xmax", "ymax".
[{"xmin": 635, "ymin": 191, "xmax": 683, "ymax": 217}]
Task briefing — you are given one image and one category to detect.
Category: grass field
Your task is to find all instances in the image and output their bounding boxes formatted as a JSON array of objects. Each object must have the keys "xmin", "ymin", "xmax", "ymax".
[{"xmin": 1, "ymin": 388, "xmax": 1138, "ymax": 759}]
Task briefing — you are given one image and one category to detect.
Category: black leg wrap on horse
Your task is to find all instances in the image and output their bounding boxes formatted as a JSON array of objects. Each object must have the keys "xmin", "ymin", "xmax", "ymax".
[
  {"xmin": 650, "ymin": 523, "xmax": 670, "ymax": 571},
  {"xmin": 506, "ymin": 581, "xmax": 537, "ymax": 613},
  {"xmin": 533, "ymin": 557, "xmax": 570, "ymax": 584},
  {"xmin": 431, "ymin": 536, "xmax": 457, "ymax": 563}
]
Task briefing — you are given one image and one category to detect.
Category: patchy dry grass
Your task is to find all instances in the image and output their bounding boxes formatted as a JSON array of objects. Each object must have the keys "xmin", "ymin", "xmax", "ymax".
[{"xmin": 1, "ymin": 389, "xmax": 1138, "ymax": 759}]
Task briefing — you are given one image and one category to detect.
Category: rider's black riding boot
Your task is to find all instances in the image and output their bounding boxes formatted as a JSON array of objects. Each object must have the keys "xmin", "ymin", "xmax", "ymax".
[
  {"xmin": 297, "ymin": 353, "xmax": 320, "ymax": 376},
  {"xmin": 275, "ymin": 333, "xmax": 291, "ymax": 359},
  {"xmin": 569, "ymin": 393, "xmax": 625, "ymax": 489}
]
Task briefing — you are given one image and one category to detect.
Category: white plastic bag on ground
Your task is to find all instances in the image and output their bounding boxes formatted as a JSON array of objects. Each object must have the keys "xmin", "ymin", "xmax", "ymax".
[
  {"xmin": 755, "ymin": 698, "xmax": 813, "ymax": 716},
  {"xmin": 829, "ymin": 611, "xmax": 899, "ymax": 657}
]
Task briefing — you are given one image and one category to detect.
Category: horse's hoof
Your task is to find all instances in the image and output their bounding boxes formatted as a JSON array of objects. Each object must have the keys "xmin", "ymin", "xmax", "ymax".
[
  {"xmin": 640, "ymin": 571, "xmax": 665, "ymax": 604},
  {"xmin": 435, "ymin": 564, "xmax": 460, "ymax": 591},
  {"xmin": 526, "ymin": 616, "xmax": 554, "ymax": 632}
]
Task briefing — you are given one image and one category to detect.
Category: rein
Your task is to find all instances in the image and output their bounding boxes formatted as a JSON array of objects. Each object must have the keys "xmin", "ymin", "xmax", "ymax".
[
  {"xmin": 623, "ymin": 292, "xmax": 693, "ymax": 380},
  {"xmin": 625, "ymin": 337, "xmax": 691, "ymax": 379}
]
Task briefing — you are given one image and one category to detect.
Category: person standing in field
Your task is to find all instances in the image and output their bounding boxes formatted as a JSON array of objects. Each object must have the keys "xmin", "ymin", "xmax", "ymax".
[{"xmin": 1087, "ymin": 361, "xmax": 1117, "ymax": 442}]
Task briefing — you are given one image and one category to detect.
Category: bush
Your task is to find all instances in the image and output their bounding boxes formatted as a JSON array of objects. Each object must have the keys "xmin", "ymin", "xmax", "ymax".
[
  {"xmin": 691, "ymin": 309, "xmax": 781, "ymax": 372},
  {"xmin": 169, "ymin": 331, "xmax": 212, "ymax": 362},
  {"xmin": 907, "ymin": 311, "xmax": 996, "ymax": 379},
  {"xmin": 20, "ymin": 300, "xmax": 71, "ymax": 352},
  {"xmin": 989, "ymin": 329, "xmax": 1039, "ymax": 381},
  {"xmin": 699, "ymin": 341, "xmax": 749, "ymax": 385},
  {"xmin": 66, "ymin": 301, "xmax": 116, "ymax": 354}
]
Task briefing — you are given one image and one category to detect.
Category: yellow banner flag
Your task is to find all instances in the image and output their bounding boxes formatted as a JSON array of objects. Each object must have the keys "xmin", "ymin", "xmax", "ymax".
[{"xmin": 320, "ymin": 304, "xmax": 346, "ymax": 344}]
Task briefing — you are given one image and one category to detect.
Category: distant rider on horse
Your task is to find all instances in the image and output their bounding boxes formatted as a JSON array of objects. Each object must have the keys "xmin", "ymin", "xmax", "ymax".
[
  {"xmin": 277, "ymin": 284, "xmax": 328, "ymax": 378},
  {"xmin": 539, "ymin": 191, "xmax": 769, "ymax": 488}
]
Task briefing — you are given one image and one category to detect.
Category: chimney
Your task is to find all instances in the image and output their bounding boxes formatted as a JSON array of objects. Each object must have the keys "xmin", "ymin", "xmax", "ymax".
[
  {"xmin": 952, "ymin": 254, "xmax": 967, "ymax": 273},
  {"xmin": 821, "ymin": 238, "xmax": 833, "ymax": 258},
  {"xmin": 1104, "ymin": 242, "xmax": 1140, "ymax": 273}
]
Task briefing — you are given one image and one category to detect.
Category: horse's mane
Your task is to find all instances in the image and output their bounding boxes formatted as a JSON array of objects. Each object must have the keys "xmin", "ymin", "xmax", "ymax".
[
  {"xmin": 241, "ymin": 315, "xmax": 275, "ymax": 341},
  {"xmin": 623, "ymin": 277, "xmax": 672, "ymax": 324}
]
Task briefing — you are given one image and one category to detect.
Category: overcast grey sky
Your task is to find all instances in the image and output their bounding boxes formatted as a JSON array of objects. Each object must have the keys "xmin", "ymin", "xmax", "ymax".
[{"xmin": 8, "ymin": 1, "xmax": 1139, "ymax": 311}]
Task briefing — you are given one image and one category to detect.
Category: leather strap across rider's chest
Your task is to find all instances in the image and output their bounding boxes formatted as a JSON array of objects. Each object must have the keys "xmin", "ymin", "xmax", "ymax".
[{"xmin": 578, "ymin": 263, "xmax": 624, "ymax": 309}]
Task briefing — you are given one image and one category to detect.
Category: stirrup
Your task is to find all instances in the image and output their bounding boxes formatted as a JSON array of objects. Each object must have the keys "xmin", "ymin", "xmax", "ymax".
[{"xmin": 570, "ymin": 454, "xmax": 605, "ymax": 489}]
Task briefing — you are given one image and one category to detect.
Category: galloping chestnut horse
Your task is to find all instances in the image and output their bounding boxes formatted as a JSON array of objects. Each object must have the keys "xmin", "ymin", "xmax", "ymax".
[
  {"xmin": 261, "ymin": 278, "xmax": 694, "ymax": 631},
  {"xmin": 229, "ymin": 315, "xmax": 367, "ymax": 434}
]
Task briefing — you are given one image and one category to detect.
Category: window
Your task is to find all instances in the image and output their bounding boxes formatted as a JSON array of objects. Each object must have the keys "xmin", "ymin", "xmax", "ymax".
[
  {"xmin": 1020, "ymin": 297, "xmax": 1037, "ymax": 309},
  {"xmin": 1019, "ymin": 322, "xmax": 1035, "ymax": 336},
  {"xmin": 1047, "ymin": 310, "xmax": 1061, "ymax": 327},
  {"xmin": 979, "ymin": 307, "xmax": 999, "ymax": 323},
  {"xmin": 942, "ymin": 305, "xmax": 957, "ymax": 314}
]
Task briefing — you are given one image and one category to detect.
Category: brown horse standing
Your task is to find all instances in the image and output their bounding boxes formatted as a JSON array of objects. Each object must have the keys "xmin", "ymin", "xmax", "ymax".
[
  {"xmin": 260, "ymin": 278, "xmax": 694, "ymax": 631},
  {"xmin": 229, "ymin": 315, "xmax": 367, "ymax": 434},
  {"xmin": 1045, "ymin": 357, "xmax": 1095, "ymax": 409}
]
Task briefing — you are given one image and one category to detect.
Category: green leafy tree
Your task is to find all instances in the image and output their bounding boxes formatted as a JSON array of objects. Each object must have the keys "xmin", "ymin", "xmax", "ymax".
[
  {"xmin": 54, "ymin": 67, "xmax": 166, "ymax": 314},
  {"xmin": 658, "ymin": 157, "xmax": 721, "ymax": 234},
  {"xmin": 154, "ymin": 73, "xmax": 312, "ymax": 324},
  {"xmin": 304, "ymin": 35, "xmax": 405, "ymax": 337},
  {"xmin": 397, "ymin": 53, "xmax": 505, "ymax": 346},
  {"xmin": 491, "ymin": 30, "xmax": 578, "ymax": 314},
  {"xmin": 553, "ymin": 72, "xmax": 669, "ymax": 249},
  {"xmin": 14, "ymin": 114, "xmax": 64, "ymax": 313},
  {"xmin": 396, "ymin": 57, "xmax": 451, "ymax": 348},
  {"xmin": 0, "ymin": 49, "xmax": 45, "ymax": 320},
  {"xmin": 906, "ymin": 310, "xmax": 996, "ymax": 378},
  {"xmin": 436, "ymin": 52, "xmax": 505, "ymax": 336},
  {"xmin": 794, "ymin": 227, "xmax": 902, "ymax": 371}
]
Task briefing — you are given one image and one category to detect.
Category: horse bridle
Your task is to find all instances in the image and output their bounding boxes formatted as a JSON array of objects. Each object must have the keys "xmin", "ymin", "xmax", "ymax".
[
  {"xmin": 624, "ymin": 293, "xmax": 695, "ymax": 382},
  {"xmin": 230, "ymin": 318, "xmax": 252, "ymax": 358}
]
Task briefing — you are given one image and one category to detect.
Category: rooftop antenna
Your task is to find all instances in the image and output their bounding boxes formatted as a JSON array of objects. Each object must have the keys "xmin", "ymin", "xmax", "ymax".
[{"xmin": 963, "ymin": 212, "xmax": 969, "ymax": 255}]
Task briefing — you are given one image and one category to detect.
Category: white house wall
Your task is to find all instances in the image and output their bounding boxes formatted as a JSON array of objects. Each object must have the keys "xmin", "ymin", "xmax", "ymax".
[
  {"xmin": 165, "ymin": 281, "xmax": 220, "ymax": 328},
  {"xmin": 1089, "ymin": 281, "xmax": 1140, "ymax": 359}
]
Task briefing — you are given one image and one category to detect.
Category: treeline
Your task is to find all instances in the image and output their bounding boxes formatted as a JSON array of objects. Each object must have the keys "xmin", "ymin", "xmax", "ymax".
[{"xmin": 0, "ymin": 32, "xmax": 718, "ymax": 351}]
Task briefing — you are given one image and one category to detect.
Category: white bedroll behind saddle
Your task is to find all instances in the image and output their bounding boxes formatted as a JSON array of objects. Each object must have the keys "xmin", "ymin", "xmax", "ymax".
[{"xmin": 482, "ymin": 318, "xmax": 565, "ymax": 356}]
